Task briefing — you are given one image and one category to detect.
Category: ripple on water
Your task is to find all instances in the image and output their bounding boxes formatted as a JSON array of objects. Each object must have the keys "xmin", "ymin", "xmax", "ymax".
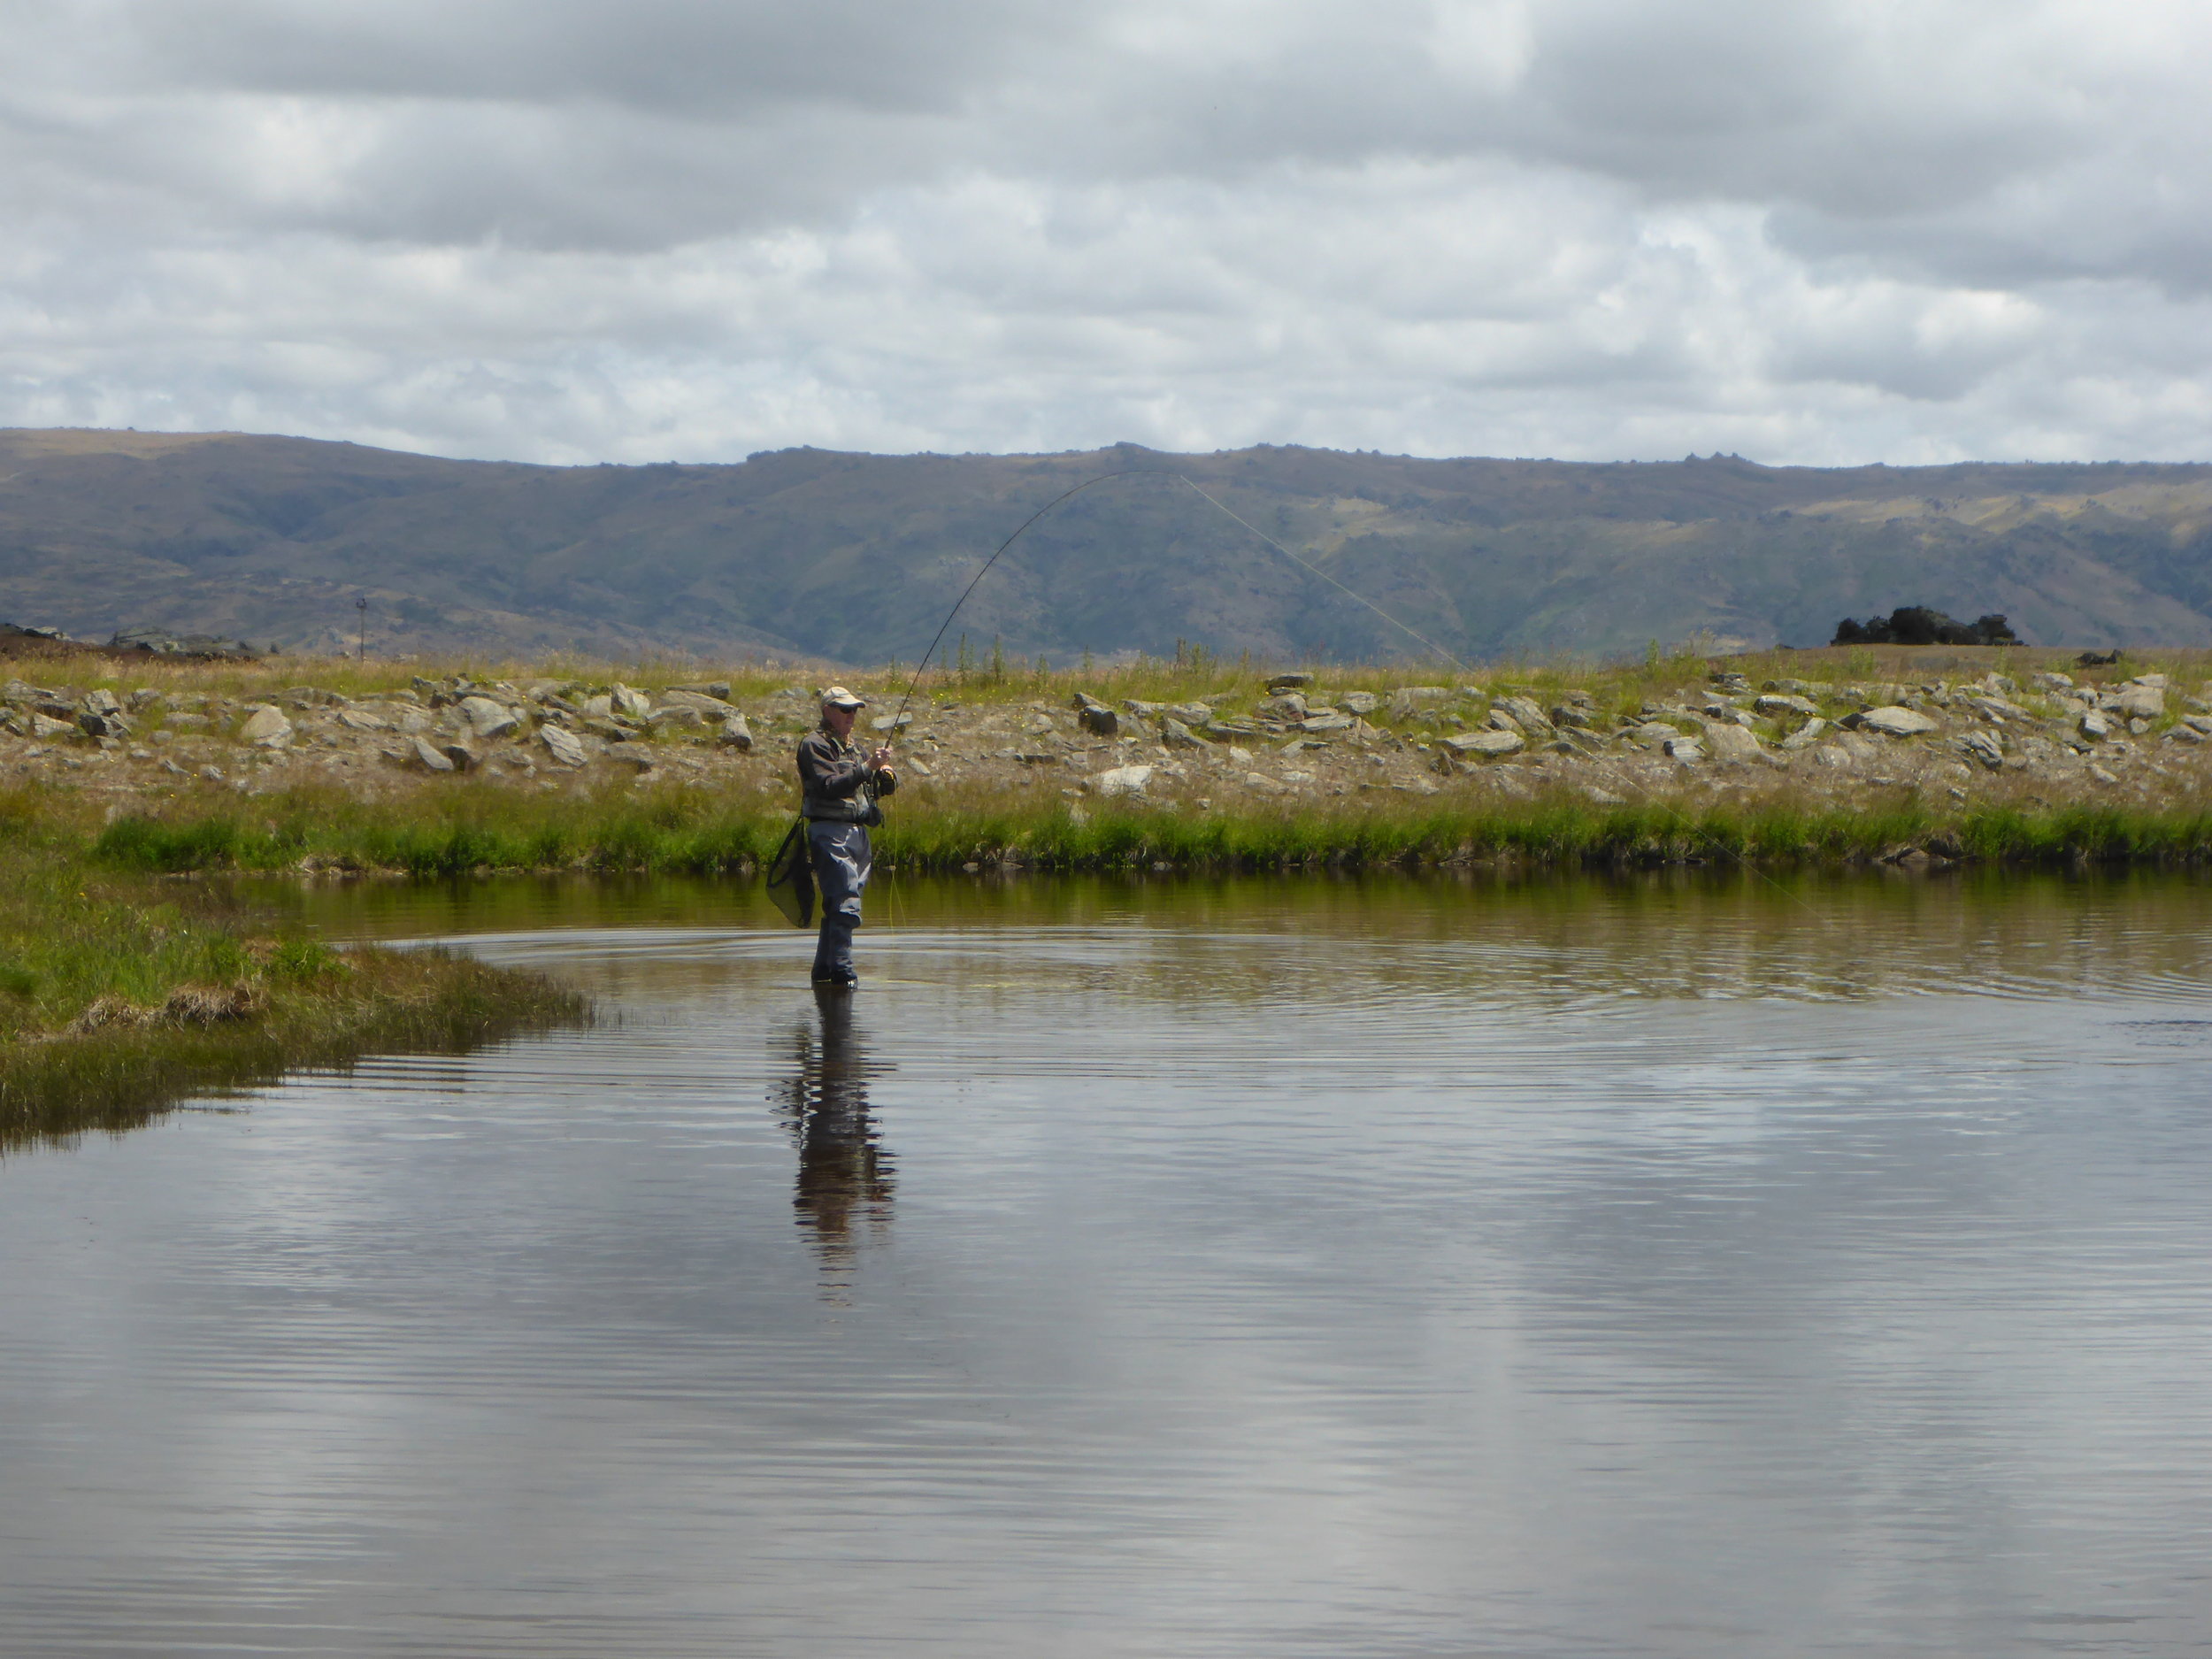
[{"xmin": 4, "ymin": 873, "xmax": 2212, "ymax": 1656}]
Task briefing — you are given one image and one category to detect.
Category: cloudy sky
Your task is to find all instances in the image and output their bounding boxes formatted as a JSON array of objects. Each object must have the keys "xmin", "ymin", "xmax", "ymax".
[{"xmin": 4, "ymin": 0, "xmax": 2208, "ymax": 466}]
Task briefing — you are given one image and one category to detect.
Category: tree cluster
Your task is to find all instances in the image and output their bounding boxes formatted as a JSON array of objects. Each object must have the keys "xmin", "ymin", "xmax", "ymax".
[{"xmin": 1832, "ymin": 607, "xmax": 2021, "ymax": 647}]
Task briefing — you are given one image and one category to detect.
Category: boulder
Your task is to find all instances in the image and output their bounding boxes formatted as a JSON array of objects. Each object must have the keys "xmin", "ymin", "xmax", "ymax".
[
  {"xmin": 2113, "ymin": 685, "xmax": 2165, "ymax": 718},
  {"xmin": 1854, "ymin": 706, "xmax": 1939, "ymax": 737},
  {"xmin": 239, "ymin": 705, "xmax": 293, "ymax": 747},
  {"xmin": 1265, "ymin": 672, "xmax": 1313, "ymax": 691},
  {"xmin": 2079, "ymin": 710, "xmax": 2116, "ymax": 741},
  {"xmin": 1755, "ymin": 693, "xmax": 1818, "ymax": 718},
  {"xmin": 1444, "ymin": 729, "xmax": 1524, "ymax": 758},
  {"xmin": 661, "ymin": 688, "xmax": 739, "ymax": 717},
  {"xmin": 870, "ymin": 710, "xmax": 914, "ymax": 733},
  {"xmin": 1762, "ymin": 678, "xmax": 1816, "ymax": 695},
  {"xmin": 716, "ymin": 714, "xmax": 755, "ymax": 751},
  {"xmin": 1167, "ymin": 703, "xmax": 1214, "ymax": 724},
  {"xmin": 667, "ymin": 681, "xmax": 733, "ymax": 702},
  {"xmin": 1663, "ymin": 736, "xmax": 1707, "ymax": 761},
  {"xmin": 336, "ymin": 708, "xmax": 389, "ymax": 731},
  {"xmin": 77, "ymin": 710, "xmax": 131, "ymax": 740},
  {"xmin": 441, "ymin": 741, "xmax": 481, "ymax": 772},
  {"xmin": 1495, "ymin": 695, "xmax": 1554, "ymax": 734},
  {"xmin": 26, "ymin": 711, "xmax": 73, "ymax": 740},
  {"xmin": 610, "ymin": 747, "xmax": 657, "ymax": 772},
  {"xmin": 1961, "ymin": 731, "xmax": 2005, "ymax": 770},
  {"xmin": 651, "ymin": 706, "xmax": 704, "ymax": 730},
  {"xmin": 538, "ymin": 724, "xmax": 588, "ymax": 767},
  {"xmin": 1259, "ymin": 692, "xmax": 1308, "ymax": 719},
  {"xmin": 1340, "ymin": 692, "xmax": 1379, "ymax": 715},
  {"xmin": 1300, "ymin": 710, "xmax": 1355, "ymax": 733},
  {"xmin": 83, "ymin": 688, "xmax": 123, "ymax": 716},
  {"xmin": 459, "ymin": 695, "xmax": 521, "ymax": 740},
  {"xmin": 1700, "ymin": 723, "xmax": 1763, "ymax": 761},
  {"xmin": 409, "ymin": 735, "xmax": 456, "ymax": 772},
  {"xmin": 1161, "ymin": 718, "xmax": 1206, "ymax": 749},
  {"xmin": 1778, "ymin": 718, "xmax": 1828, "ymax": 752},
  {"xmin": 582, "ymin": 694, "xmax": 615, "ymax": 719},
  {"xmin": 1095, "ymin": 764, "xmax": 1153, "ymax": 797},
  {"xmin": 1079, "ymin": 704, "xmax": 1119, "ymax": 737},
  {"xmin": 611, "ymin": 684, "xmax": 653, "ymax": 720}
]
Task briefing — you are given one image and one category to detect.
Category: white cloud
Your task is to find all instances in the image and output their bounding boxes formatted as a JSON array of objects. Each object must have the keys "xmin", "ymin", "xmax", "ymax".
[{"xmin": 2, "ymin": 0, "xmax": 2208, "ymax": 465}]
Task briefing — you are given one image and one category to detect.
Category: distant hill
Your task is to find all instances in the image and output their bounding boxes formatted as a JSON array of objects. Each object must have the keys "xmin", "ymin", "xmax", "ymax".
[{"xmin": 4, "ymin": 426, "xmax": 2210, "ymax": 664}]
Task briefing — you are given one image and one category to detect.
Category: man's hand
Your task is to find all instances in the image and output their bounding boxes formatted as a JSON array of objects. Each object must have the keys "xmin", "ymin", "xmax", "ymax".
[{"xmin": 871, "ymin": 746, "xmax": 895, "ymax": 770}]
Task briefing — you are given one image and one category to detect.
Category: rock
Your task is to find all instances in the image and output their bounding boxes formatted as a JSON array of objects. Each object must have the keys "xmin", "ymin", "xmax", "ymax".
[
  {"xmin": 870, "ymin": 710, "xmax": 914, "ymax": 733},
  {"xmin": 409, "ymin": 736, "xmax": 456, "ymax": 772},
  {"xmin": 667, "ymin": 681, "xmax": 733, "ymax": 702},
  {"xmin": 77, "ymin": 710, "xmax": 131, "ymax": 740},
  {"xmin": 1266, "ymin": 672, "xmax": 1313, "ymax": 691},
  {"xmin": 1763, "ymin": 678, "xmax": 1816, "ymax": 695},
  {"xmin": 83, "ymin": 688, "xmax": 123, "ymax": 716},
  {"xmin": 1240, "ymin": 771, "xmax": 1286, "ymax": 794},
  {"xmin": 1701, "ymin": 723, "xmax": 1763, "ymax": 761},
  {"xmin": 1663, "ymin": 736, "xmax": 1706, "ymax": 761},
  {"xmin": 582, "ymin": 694, "xmax": 615, "ymax": 718},
  {"xmin": 459, "ymin": 695, "xmax": 521, "ymax": 740},
  {"xmin": 716, "ymin": 714, "xmax": 754, "ymax": 751},
  {"xmin": 2184, "ymin": 714, "xmax": 2212, "ymax": 735},
  {"xmin": 1961, "ymin": 731, "xmax": 2005, "ymax": 770},
  {"xmin": 1259, "ymin": 692, "xmax": 1308, "ymax": 719},
  {"xmin": 2079, "ymin": 710, "xmax": 2115, "ymax": 741},
  {"xmin": 1443, "ymin": 730, "xmax": 1524, "ymax": 758},
  {"xmin": 1813, "ymin": 744, "xmax": 1855, "ymax": 770},
  {"xmin": 1124, "ymin": 699, "xmax": 1165, "ymax": 717},
  {"xmin": 1495, "ymin": 695, "xmax": 1554, "ymax": 734},
  {"xmin": 1709, "ymin": 672, "xmax": 1752, "ymax": 693},
  {"xmin": 1095, "ymin": 764, "xmax": 1153, "ymax": 797},
  {"xmin": 1166, "ymin": 702, "xmax": 1213, "ymax": 724},
  {"xmin": 1340, "ymin": 691, "xmax": 1379, "ymax": 715},
  {"xmin": 335, "ymin": 708, "xmax": 388, "ymax": 731},
  {"xmin": 2088, "ymin": 764, "xmax": 2120, "ymax": 784},
  {"xmin": 661, "ymin": 688, "xmax": 740, "ymax": 717},
  {"xmin": 1626, "ymin": 721, "xmax": 1686, "ymax": 748},
  {"xmin": 283, "ymin": 686, "xmax": 348, "ymax": 709},
  {"xmin": 2132, "ymin": 673, "xmax": 2170, "ymax": 689},
  {"xmin": 1779, "ymin": 718, "xmax": 1828, "ymax": 752},
  {"xmin": 441, "ymin": 741, "xmax": 480, "ymax": 772},
  {"xmin": 1203, "ymin": 717, "xmax": 1260, "ymax": 740},
  {"xmin": 1549, "ymin": 704, "xmax": 1595, "ymax": 728},
  {"xmin": 611, "ymin": 684, "xmax": 653, "ymax": 720},
  {"xmin": 27, "ymin": 711, "xmax": 73, "ymax": 739},
  {"xmin": 1755, "ymin": 693, "xmax": 1818, "ymax": 717},
  {"xmin": 239, "ymin": 705, "xmax": 293, "ymax": 747},
  {"xmin": 1854, "ymin": 706, "xmax": 1939, "ymax": 737},
  {"xmin": 539, "ymin": 724, "xmax": 588, "ymax": 767},
  {"xmin": 610, "ymin": 747, "xmax": 656, "ymax": 772},
  {"xmin": 1079, "ymin": 704, "xmax": 1119, "ymax": 737},
  {"xmin": 651, "ymin": 706, "xmax": 704, "ymax": 730},
  {"xmin": 1300, "ymin": 710, "xmax": 1355, "ymax": 733},
  {"xmin": 1486, "ymin": 710, "xmax": 1523, "ymax": 733},
  {"xmin": 1161, "ymin": 718, "xmax": 1206, "ymax": 749},
  {"xmin": 2113, "ymin": 685, "xmax": 2165, "ymax": 718},
  {"xmin": 2031, "ymin": 671, "xmax": 2076, "ymax": 691}
]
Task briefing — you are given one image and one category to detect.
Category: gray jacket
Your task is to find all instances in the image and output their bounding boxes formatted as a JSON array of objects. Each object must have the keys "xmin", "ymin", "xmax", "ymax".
[{"xmin": 797, "ymin": 727, "xmax": 898, "ymax": 824}]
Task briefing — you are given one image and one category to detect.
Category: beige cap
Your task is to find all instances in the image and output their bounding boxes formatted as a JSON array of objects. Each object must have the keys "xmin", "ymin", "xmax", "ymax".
[{"xmin": 819, "ymin": 685, "xmax": 868, "ymax": 709}]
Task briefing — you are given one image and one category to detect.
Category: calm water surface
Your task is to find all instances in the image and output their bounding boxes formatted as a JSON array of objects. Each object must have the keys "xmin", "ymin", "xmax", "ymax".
[{"xmin": 6, "ymin": 872, "xmax": 2212, "ymax": 1656}]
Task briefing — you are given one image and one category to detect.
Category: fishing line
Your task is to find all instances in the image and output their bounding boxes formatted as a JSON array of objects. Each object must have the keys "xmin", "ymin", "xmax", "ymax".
[{"xmin": 856, "ymin": 461, "xmax": 1827, "ymax": 935}]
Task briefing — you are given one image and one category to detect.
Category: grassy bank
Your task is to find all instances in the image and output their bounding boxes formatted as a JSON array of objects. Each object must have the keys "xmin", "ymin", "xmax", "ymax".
[
  {"xmin": 77, "ymin": 773, "xmax": 2212, "ymax": 877},
  {"xmin": 0, "ymin": 805, "xmax": 586, "ymax": 1150}
]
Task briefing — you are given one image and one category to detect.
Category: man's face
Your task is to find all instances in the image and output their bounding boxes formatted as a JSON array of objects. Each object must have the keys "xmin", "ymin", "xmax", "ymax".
[{"xmin": 823, "ymin": 703, "xmax": 857, "ymax": 739}]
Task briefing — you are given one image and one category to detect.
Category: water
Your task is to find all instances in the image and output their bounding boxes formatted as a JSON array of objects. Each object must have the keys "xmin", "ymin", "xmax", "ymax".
[{"xmin": 6, "ymin": 871, "xmax": 2212, "ymax": 1656}]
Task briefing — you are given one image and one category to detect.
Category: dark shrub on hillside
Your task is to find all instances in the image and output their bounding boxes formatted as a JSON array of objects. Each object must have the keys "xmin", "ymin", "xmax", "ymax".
[{"xmin": 1833, "ymin": 607, "xmax": 2021, "ymax": 647}]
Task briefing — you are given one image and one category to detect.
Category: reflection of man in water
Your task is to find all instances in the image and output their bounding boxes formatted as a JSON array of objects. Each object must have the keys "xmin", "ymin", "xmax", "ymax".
[{"xmin": 772, "ymin": 987, "xmax": 895, "ymax": 1282}]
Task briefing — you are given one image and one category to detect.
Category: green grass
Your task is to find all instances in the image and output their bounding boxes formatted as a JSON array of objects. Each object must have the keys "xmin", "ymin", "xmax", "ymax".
[
  {"xmin": 75, "ymin": 774, "xmax": 2212, "ymax": 879},
  {"xmin": 0, "ymin": 805, "xmax": 586, "ymax": 1151}
]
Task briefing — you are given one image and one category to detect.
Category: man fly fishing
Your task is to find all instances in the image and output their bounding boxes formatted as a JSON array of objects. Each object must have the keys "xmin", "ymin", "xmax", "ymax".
[{"xmin": 796, "ymin": 686, "xmax": 897, "ymax": 989}]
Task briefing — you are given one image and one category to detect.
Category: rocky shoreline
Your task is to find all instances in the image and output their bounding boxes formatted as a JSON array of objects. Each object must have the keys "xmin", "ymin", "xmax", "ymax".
[{"xmin": 7, "ymin": 657, "xmax": 2209, "ymax": 825}]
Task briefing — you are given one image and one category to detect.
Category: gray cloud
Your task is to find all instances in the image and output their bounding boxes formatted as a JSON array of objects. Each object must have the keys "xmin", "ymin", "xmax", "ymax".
[{"xmin": 2, "ymin": 0, "xmax": 2208, "ymax": 465}]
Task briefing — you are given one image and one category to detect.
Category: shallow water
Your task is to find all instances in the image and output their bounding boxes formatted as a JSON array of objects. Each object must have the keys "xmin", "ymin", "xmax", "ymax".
[{"xmin": 7, "ymin": 871, "xmax": 2212, "ymax": 1656}]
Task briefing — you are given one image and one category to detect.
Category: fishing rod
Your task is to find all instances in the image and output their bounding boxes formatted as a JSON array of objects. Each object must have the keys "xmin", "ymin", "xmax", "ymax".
[{"xmin": 866, "ymin": 465, "xmax": 1828, "ymax": 922}]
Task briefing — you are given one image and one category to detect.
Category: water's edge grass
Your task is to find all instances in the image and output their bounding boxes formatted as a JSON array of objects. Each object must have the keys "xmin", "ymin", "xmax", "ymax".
[
  {"xmin": 85, "ymin": 780, "xmax": 2212, "ymax": 877},
  {"xmin": 0, "ymin": 803, "xmax": 588, "ymax": 1151}
]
